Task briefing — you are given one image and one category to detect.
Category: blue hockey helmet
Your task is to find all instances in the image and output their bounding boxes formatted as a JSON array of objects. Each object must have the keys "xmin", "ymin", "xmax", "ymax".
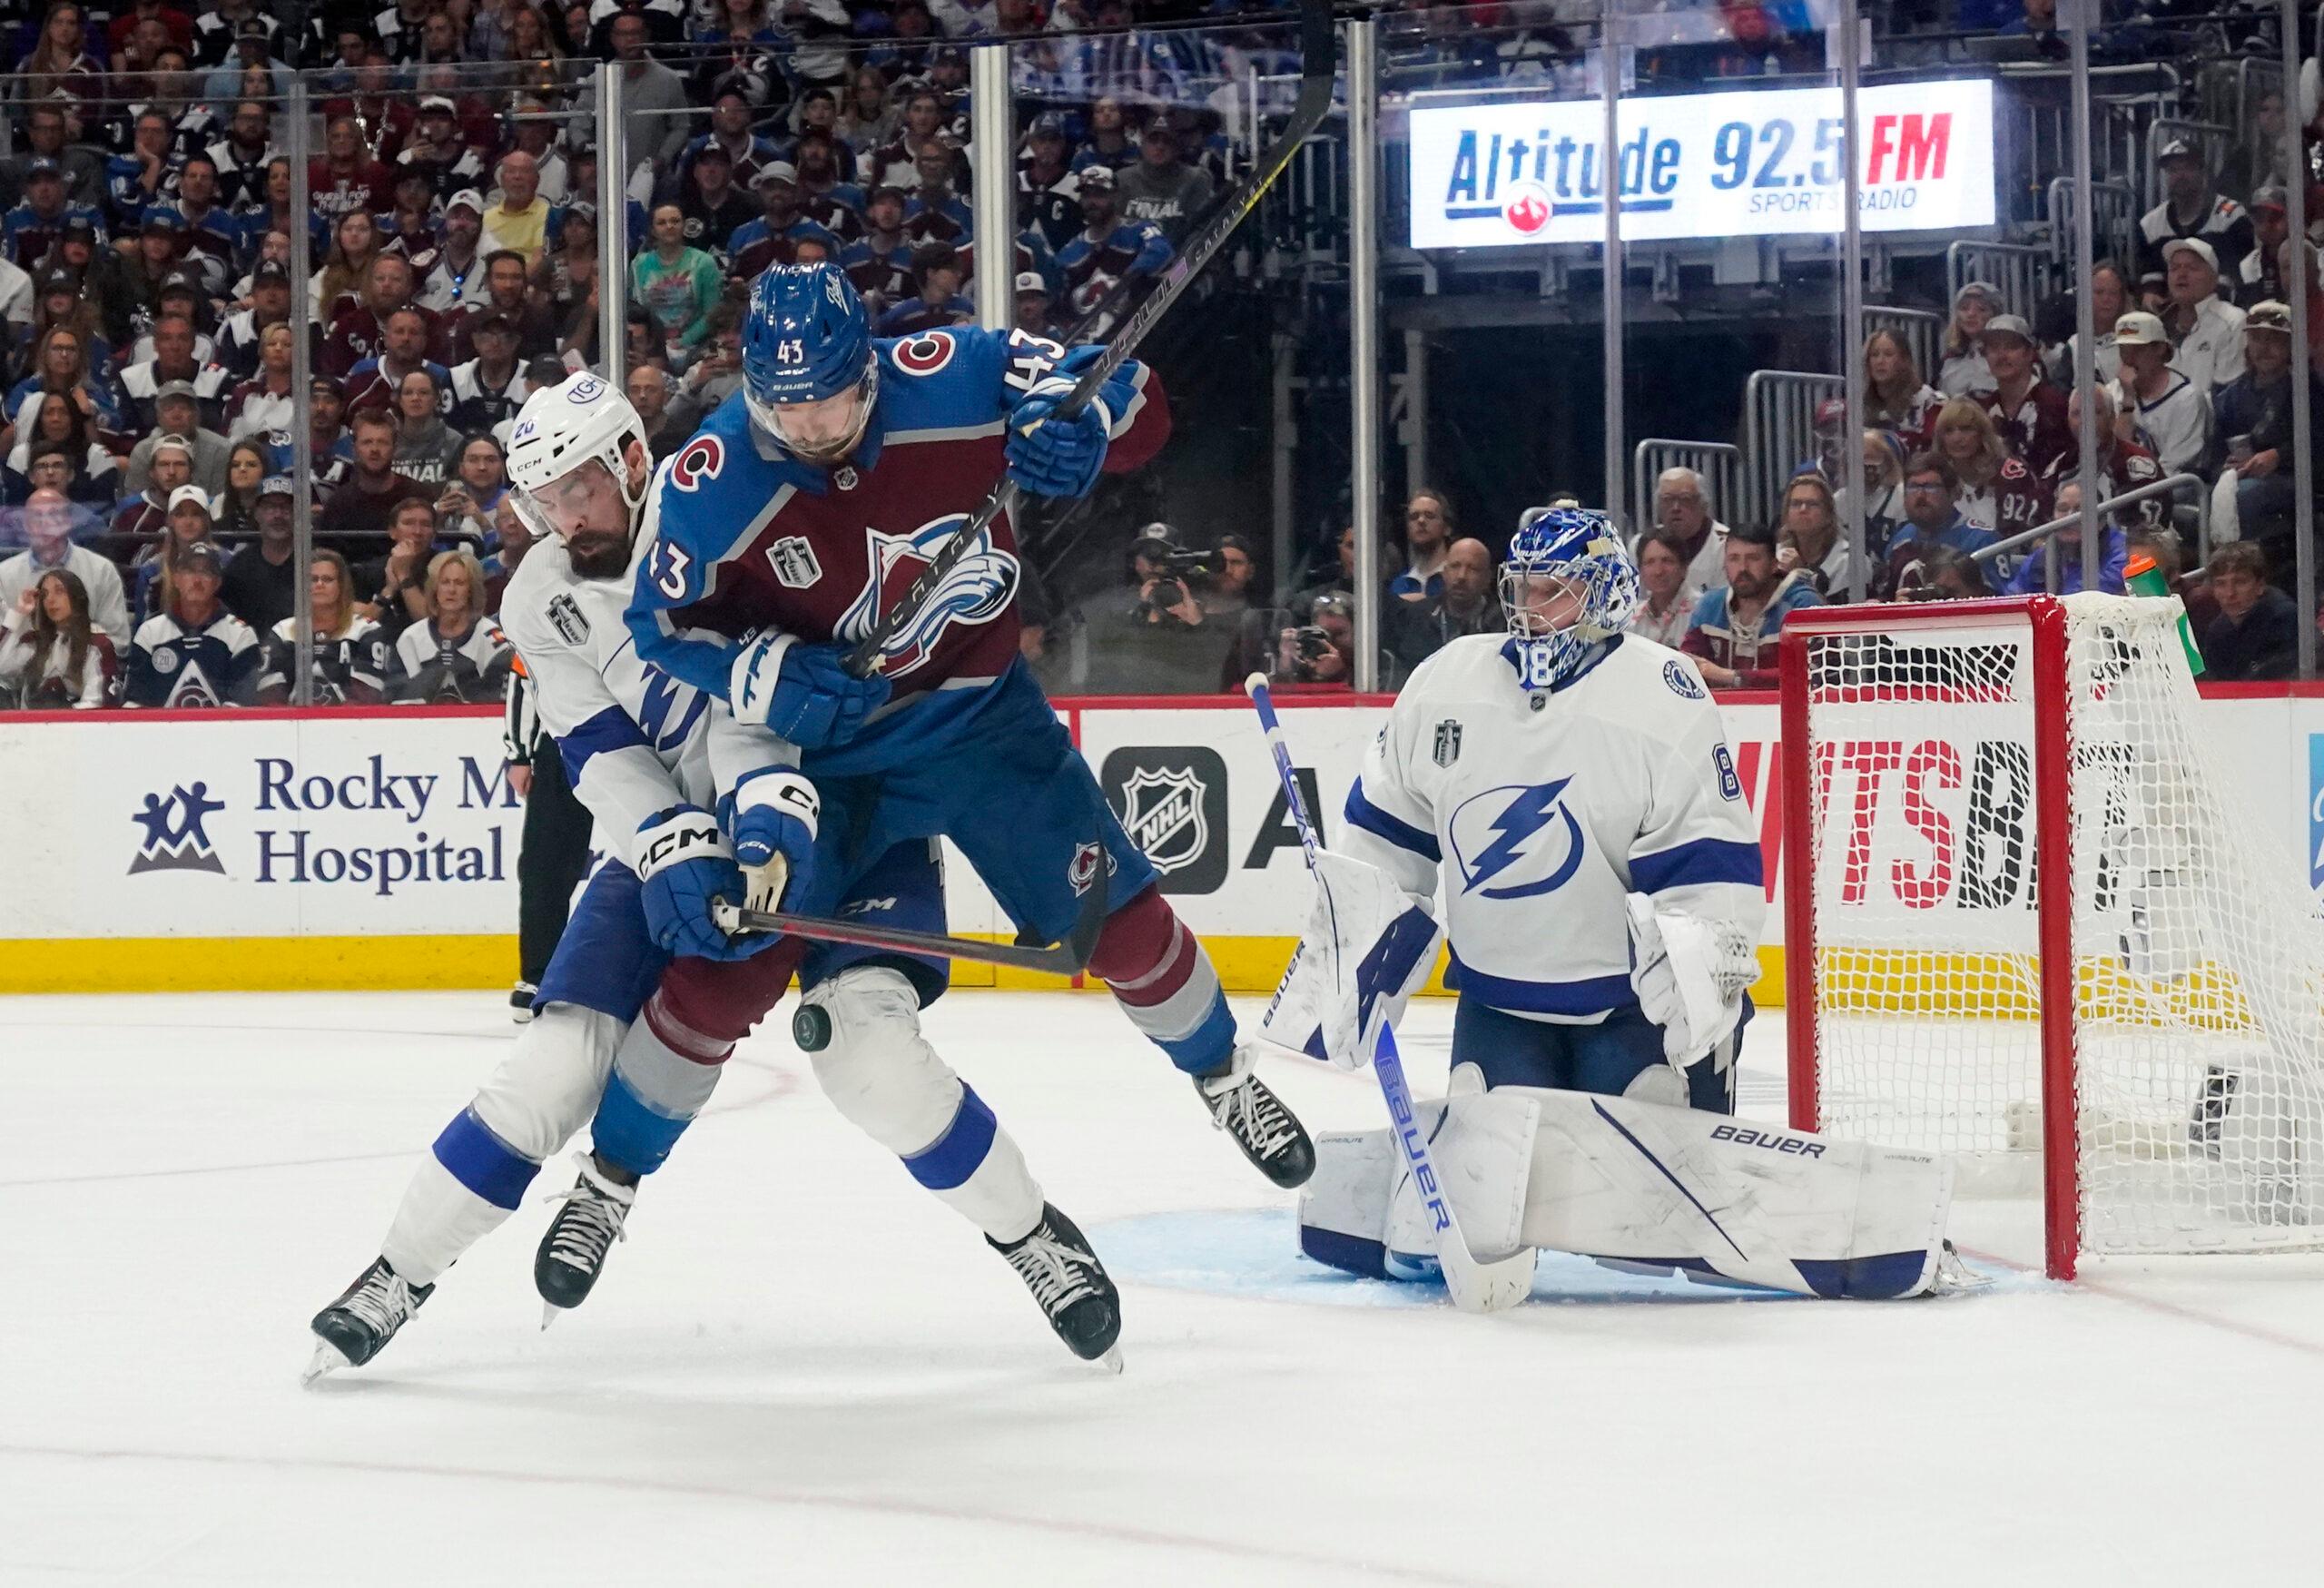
[
  {"xmin": 742, "ymin": 261, "xmax": 880, "ymax": 462},
  {"xmin": 1501, "ymin": 506, "xmax": 1640, "ymax": 684}
]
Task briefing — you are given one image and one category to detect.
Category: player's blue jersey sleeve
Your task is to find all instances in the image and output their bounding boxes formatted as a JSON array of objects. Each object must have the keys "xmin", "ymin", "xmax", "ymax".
[{"xmin": 624, "ymin": 399, "xmax": 797, "ymax": 701}]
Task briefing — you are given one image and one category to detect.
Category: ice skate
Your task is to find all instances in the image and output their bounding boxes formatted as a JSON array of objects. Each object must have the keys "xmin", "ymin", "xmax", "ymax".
[
  {"xmin": 1196, "ymin": 1044, "xmax": 1315, "ymax": 1189},
  {"xmin": 306, "ymin": 1258, "xmax": 432, "ymax": 1383},
  {"xmin": 534, "ymin": 1150, "xmax": 635, "ymax": 1322},
  {"xmin": 991, "ymin": 1203, "xmax": 1123, "ymax": 1371},
  {"xmin": 509, "ymin": 981, "xmax": 537, "ymax": 1023}
]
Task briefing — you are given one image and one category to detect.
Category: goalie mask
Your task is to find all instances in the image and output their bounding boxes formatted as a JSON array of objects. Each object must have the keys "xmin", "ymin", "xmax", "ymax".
[{"xmin": 1501, "ymin": 506, "xmax": 1640, "ymax": 686}]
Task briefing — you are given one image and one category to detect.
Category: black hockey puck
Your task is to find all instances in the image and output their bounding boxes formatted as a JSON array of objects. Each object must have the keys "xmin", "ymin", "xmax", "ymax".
[{"xmin": 793, "ymin": 1003, "xmax": 833, "ymax": 1051}]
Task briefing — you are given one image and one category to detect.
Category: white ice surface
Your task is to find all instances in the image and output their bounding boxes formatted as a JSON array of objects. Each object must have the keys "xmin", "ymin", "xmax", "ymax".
[{"xmin": 4, "ymin": 991, "xmax": 2322, "ymax": 1586}]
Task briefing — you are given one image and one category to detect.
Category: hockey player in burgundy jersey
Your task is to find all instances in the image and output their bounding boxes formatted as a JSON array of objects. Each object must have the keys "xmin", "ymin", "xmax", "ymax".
[{"xmin": 621, "ymin": 261, "xmax": 1315, "ymax": 1196}]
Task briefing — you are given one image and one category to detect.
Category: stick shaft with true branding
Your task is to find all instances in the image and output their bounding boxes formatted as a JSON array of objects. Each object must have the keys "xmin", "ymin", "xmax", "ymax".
[
  {"xmin": 1243, "ymin": 674, "xmax": 1532, "ymax": 1315},
  {"xmin": 841, "ymin": 0, "xmax": 1338, "ymax": 681}
]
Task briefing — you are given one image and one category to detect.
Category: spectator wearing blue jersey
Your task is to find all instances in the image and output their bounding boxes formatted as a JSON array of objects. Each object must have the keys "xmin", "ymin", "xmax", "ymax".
[
  {"xmin": 105, "ymin": 110, "xmax": 183, "ymax": 231},
  {"xmin": 677, "ymin": 143, "xmax": 757, "ymax": 261},
  {"xmin": 124, "ymin": 538, "xmax": 260, "ymax": 707},
  {"xmin": 9, "ymin": 322, "xmax": 125, "ymax": 433},
  {"xmin": 2004, "ymin": 478, "xmax": 2127, "ymax": 596},
  {"xmin": 3, "ymin": 160, "xmax": 105, "ymax": 274},
  {"xmin": 902, "ymin": 143, "xmax": 974, "ymax": 250},
  {"xmin": 1388, "ymin": 489, "xmax": 1453, "ymax": 602},
  {"xmin": 1054, "ymin": 163, "xmax": 1170, "ymax": 317},
  {"xmin": 5, "ymin": 393, "xmax": 120, "ymax": 508},
  {"xmin": 1880, "ymin": 452, "xmax": 1998, "ymax": 597},
  {"xmin": 1680, "ymin": 523, "xmax": 1822, "ymax": 689},
  {"xmin": 872, "ymin": 244, "xmax": 974, "ymax": 337}
]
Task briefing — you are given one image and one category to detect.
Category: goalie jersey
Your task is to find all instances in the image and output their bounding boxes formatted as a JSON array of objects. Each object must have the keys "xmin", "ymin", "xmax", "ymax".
[{"xmin": 1343, "ymin": 633, "xmax": 1764, "ymax": 1022}]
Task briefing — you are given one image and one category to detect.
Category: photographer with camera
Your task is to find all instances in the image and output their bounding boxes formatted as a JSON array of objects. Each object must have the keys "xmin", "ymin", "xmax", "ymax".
[{"xmin": 1079, "ymin": 523, "xmax": 1231, "ymax": 695}]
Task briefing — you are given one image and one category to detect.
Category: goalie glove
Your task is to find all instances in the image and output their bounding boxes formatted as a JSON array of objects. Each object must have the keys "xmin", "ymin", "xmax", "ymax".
[
  {"xmin": 1260, "ymin": 848, "xmax": 1443, "ymax": 1071},
  {"xmin": 1626, "ymin": 895, "xmax": 1756, "ymax": 1067}
]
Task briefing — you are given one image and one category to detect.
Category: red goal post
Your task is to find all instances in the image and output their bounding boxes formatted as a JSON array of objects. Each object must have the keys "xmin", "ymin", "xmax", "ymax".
[{"xmin": 1777, "ymin": 595, "xmax": 2324, "ymax": 1280}]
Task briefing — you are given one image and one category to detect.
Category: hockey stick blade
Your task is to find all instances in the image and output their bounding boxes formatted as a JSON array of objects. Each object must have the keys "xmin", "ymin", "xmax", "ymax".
[
  {"xmin": 1243, "ymin": 675, "xmax": 1531, "ymax": 1314},
  {"xmin": 842, "ymin": 0, "xmax": 1339, "ymax": 681},
  {"xmin": 709, "ymin": 834, "xmax": 1108, "ymax": 975}
]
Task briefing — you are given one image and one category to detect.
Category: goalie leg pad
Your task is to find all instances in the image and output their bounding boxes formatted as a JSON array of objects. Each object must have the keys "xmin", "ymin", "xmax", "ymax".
[
  {"xmin": 382, "ymin": 1005, "xmax": 625, "ymax": 1285},
  {"xmin": 1298, "ymin": 1091, "xmax": 1541, "ymax": 1279},
  {"xmin": 1522, "ymin": 1090, "xmax": 1955, "ymax": 1298},
  {"xmin": 802, "ymin": 965, "xmax": 1044, "ymax": 1243}
]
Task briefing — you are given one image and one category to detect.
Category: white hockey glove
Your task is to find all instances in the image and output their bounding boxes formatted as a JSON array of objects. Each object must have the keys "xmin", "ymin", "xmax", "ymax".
[
  {"xmin": 1260, "ymin": 848, "xmax": 1443, "ymax": 1071},
  {"xmin": 1626, "ymin": 895, "xmax": 1756, "ymax": 1067}
]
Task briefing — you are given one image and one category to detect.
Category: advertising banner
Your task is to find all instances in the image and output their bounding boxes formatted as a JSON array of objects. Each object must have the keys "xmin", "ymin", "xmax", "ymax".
[{"xmin": 1406, "ymin": 79, "xmax": 1997, "ymax": 249}]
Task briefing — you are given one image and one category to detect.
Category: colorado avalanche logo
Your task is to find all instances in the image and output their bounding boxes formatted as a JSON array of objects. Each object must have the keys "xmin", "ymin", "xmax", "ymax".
[
  {"xmin": 837, "ymin": 515, "xmax": 1019, "ymax": 676},
  {"xmin": 894, "ymin": 331, "xmax": 958, "ymax": 376},
  {"xmin": 1448, "ymin": 778, "xmax": 1586, "ymax": 900},
  {"xmin": 669, "ymin": 434, "xmax": 724, "ymax": 491}
]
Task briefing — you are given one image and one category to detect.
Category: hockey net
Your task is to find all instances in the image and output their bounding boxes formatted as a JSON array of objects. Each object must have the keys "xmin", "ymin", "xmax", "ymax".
[{"xmin": 1780, "ymin": 594, "xmax": 2324, "ymax": 1277}]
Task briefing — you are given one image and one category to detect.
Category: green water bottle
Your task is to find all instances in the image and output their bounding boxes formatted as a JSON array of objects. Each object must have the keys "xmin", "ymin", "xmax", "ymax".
[{"xmin": 2124, "ymin": 552, "xmax": 2205, "ymax": 677}]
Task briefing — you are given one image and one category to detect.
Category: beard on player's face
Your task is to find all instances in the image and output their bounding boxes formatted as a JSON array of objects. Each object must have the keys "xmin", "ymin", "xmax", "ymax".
[{"xmin": 564, "ymin": 528, "xmax": 631, "ymax": 578}]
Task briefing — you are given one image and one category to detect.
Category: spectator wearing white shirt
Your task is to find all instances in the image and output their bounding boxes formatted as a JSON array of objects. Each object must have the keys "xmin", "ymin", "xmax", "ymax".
[
  {"xmin": 2112, "ymin": 311, "xmax": 2213, "ymax": 478},
  {"xmin": 1937, "ymin": 281, "xmax": 2002, "ymax": 397},
  {"xmin": 1626, "ymin": 529, "xmax": 1699, "ymax": 648},
  {"xmin": 0, "ymin": 488, "xmax": 129, "ymax": 647},
  {"xmin": 0, "ymin": 567, "xmax": 109, "ymax": 706},
  {"xmin": 2159, "ymin": 238, "xmax": 2248, "ymax": 399},
  {"xmin": 1645, "ymin": 465, "xmax": 1732, "ymax": 595}
]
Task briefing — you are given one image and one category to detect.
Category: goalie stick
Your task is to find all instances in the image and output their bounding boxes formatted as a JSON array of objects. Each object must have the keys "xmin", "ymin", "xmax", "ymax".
[
  {"xmin": 1243, "ymin": 674, "xmax": 1536, "ymax": 1314},
  {"xmin": 710, "ymin": 845, "xmax": 1108, "ymax": 973},
  {"xmin": 842, "ymin": 0, "xmax": 1339, "ymax": 681}
]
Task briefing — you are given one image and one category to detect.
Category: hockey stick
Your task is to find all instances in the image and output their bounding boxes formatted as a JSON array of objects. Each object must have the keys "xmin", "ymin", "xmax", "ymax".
[
  {"xmin": 842, "ymin": 0, "xmax": 1339, "ymax": 681},
  {"xmin": 711, "ymin": 848, "xmax": 1108, "ymax": 974},
  {"xmin": 1243, "ymin": 675, "xmax": 1535, "ymax": 1314}
]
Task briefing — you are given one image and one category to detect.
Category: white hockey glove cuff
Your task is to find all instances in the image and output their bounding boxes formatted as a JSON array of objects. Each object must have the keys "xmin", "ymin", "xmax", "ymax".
[
  {"xmin": 1626, "ymin": 895, "xmax": 1756, "ymax": 1068},
  {"xmin": 1261, "ymin": 848, "xmax": 1443, "ymax": 1071}
]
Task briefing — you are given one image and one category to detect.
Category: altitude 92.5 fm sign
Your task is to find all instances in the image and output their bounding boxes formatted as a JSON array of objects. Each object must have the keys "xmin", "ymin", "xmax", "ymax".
[{"xmin": 1406, "ymin": 79, "xmax": 1995, "ymax": 249}]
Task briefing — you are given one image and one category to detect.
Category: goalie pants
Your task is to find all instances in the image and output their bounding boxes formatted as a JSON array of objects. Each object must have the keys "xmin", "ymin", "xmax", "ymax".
[{"xmin": 1452, "ymin": 994, "xmax": 1747, "ymax": 1113}]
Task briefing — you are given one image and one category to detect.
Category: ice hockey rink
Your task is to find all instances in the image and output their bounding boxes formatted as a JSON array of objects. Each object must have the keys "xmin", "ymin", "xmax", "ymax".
[{"xmin": 6, "ymin": 989, "xmax": 2321, "ymax": 1587}]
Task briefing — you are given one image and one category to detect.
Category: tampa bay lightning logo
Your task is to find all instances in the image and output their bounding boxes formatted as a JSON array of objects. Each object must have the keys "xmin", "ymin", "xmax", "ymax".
[
  {"xmin": 1447, "ymin": 779, "xmax": 1586, "ymax": 900},
  {"xmin": 837, "ymin": 515, "xmax": 1019, "ymax": 676}
]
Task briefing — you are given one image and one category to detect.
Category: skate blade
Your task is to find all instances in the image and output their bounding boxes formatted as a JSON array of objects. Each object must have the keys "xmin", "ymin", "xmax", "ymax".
[
  {"xmin": 301, "ymin": 1339, "xmax": 351, "ymax": 1386},
  {"xmin": 540, "ymin": 1301, "xmax": 565, "ymax": 1331},
  {"xmin": 1096, "ymin": 1345, "xmax": 1124, "ymax": 1376}
]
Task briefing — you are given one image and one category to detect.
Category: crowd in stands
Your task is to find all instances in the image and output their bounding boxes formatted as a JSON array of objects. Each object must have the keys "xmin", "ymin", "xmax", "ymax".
[
  {"xmin": 0, "ymin": 0, "xmax": 1252, "ymax": 708},
  {"xmin": 1, "ymin": 0, "xmax": 2319, "ymax": 706}
]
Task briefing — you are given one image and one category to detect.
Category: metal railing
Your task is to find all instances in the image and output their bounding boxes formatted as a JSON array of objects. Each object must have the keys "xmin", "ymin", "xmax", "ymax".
[
  {"xmin": 1946, "ymin": 241, "xmax": 2049, "ymax": 320},
  {"xmin": 1630, "ymin": 440, "xmax": 1742, "ymax": 538},
  {"xmin": 1863, "ymin": 306, "xmax": 1945, "ymax": 389},
  {"xmin": 1740, "ymin": 370, "xmax": 1843, "ymax": 534},
  {"xmin": 2045, "ymin": 177, "xmax": 2140, "ymax": 271},
  {"xmin": 2144, "ymin": 117, "xmax": 2235, "ymax": 210}
]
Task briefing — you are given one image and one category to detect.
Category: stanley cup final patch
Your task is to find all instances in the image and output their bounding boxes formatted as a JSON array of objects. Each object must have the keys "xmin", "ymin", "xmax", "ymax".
[
  {"xmin": 1433, "ymin": 719, "xmax": 1462, "ymax": 767},
  {"xmin": 547, "ymin": 594, "xmax": 589, "ymax": 646}
]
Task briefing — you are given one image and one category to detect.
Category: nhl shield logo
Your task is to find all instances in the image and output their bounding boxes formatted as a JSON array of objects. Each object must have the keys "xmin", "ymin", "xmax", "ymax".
[
  {"xmin": 1119, "ymin": 767, "xmax": 1208, "ymax": 876},
  {"xmin": 1433, "ymin": 719, "xmax": 1462, "ymax": 767}
]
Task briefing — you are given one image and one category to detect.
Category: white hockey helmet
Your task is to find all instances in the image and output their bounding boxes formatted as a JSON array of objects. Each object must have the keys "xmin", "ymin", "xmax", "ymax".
[{"xmin": 505, "ymin": 371, "xmax": 649, "ymax": 540}]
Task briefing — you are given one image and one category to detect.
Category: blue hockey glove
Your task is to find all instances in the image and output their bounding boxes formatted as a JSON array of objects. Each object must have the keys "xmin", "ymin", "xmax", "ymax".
[
  {"xmin": 1004, "ymin": 377, "xmax": 1110, "ymax": 498},
  {"xmin": 720, "ymin": 767, "xmax": 821, "ymax": 916},
  {"xmin": 634, "ymin": 805, "xmax": 773, "ymax": 962},
  {"xmin": 727, "ymin": 631, "xmax": 891, "ymax": 746}
]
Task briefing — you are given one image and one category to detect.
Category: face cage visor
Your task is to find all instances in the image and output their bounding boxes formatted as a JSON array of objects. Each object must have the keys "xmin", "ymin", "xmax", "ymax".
[
  {"xmin": 746, "ymin": 356, "xmax": 880, "ymax": 464},
  {"xmin": 508, "ymin": 445, "xmax": 641, "ymax": 544}
]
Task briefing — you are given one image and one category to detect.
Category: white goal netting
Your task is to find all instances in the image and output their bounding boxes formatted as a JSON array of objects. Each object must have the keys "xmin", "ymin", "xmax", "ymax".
[{"xmin": 1795, "ymin": 594, "xmax": 2324, "ymax": 1262}]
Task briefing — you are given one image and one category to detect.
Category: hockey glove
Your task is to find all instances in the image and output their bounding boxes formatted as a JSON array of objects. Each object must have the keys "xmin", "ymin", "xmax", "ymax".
[
  {"xmin": 720, "ymin": 766, "xmax": 821, "ymax": 917},
  {"xmin": 1626, "ymin": 895, "xmax": 1754, "ymax": 1066},
  {"xmin": 635, "ymin": 805, "xmax": 770, "ymax": 962},
  {"xmin": 728, "ymin": 631, "xmax": 891, "ymax": 747},
  {"xmin": 1004, "ymin": 377, "xmax": 1110, "ymax": 499}
]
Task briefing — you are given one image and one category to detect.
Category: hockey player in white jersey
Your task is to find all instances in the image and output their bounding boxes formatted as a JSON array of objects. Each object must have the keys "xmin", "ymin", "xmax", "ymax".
[
  {"xmin": 308, "ymin": 374, "xmax": 1121, "ymax": 1376},
  {"xmin": 1270, "ymin": 508, "xmax": 1961, "ymax": 1300}
]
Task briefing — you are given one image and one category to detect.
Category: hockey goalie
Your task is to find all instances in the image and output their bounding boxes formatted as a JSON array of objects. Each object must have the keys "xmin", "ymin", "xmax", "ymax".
[{"xmin": 1265, "ymin": 508, "xmax": 1963, "ymax": 1300}]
